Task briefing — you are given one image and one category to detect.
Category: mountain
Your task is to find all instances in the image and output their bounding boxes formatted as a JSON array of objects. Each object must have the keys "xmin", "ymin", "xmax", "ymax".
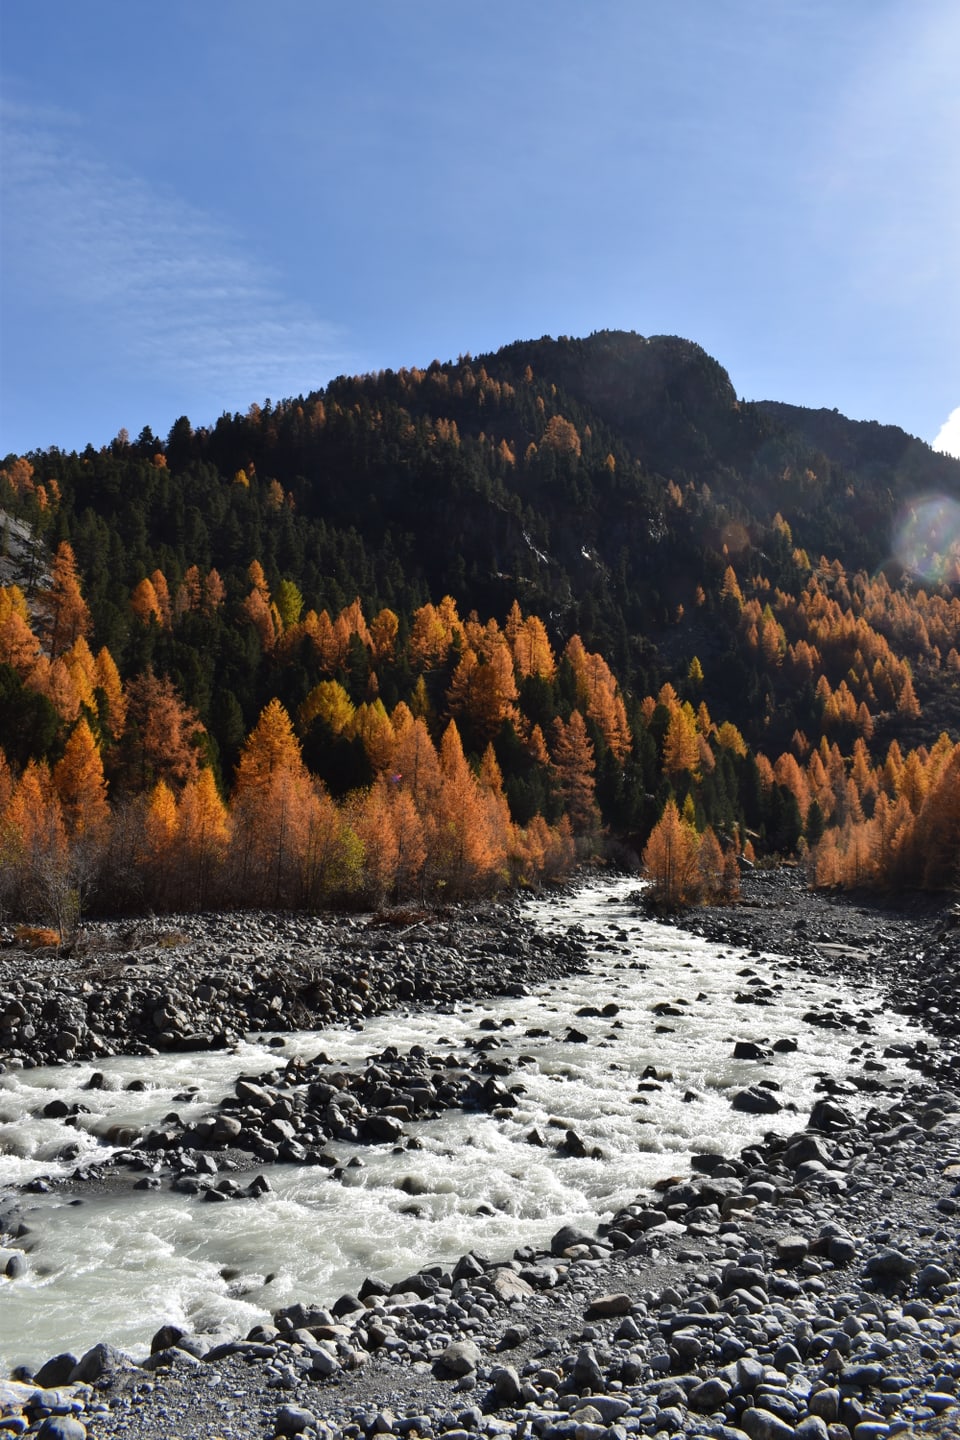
[{"xmin": 1, "ymin": 330, "xmax": 958, "ymax": 915}]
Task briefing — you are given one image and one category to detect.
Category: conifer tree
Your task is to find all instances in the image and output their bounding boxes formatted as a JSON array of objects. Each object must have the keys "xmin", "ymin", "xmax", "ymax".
[
  {"xmin": 53, "ymin": 717, "xmax": 110, "ymax": 843},
  {"xmin": 642, "ymin": 798, "xmax": 701, "ymax": 907},
  {"xmin": 550, "ymin": 710, "xmax": 599, "ymax": 834}
]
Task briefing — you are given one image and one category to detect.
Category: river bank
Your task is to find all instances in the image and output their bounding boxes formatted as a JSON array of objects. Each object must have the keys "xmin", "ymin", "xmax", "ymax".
[{"xmin": 1, "ymin": 872, "xmax": 958, "ymax": 1440}]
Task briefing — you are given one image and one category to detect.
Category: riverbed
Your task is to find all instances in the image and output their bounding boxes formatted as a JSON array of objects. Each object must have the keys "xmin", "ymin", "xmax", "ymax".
[{"xmin": 0, "ymin": 877, "xmax": 934, "ymax": 1374}]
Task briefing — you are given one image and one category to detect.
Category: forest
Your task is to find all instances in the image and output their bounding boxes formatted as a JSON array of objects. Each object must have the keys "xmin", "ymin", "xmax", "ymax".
[{"xmin": 1, "ymin": 330, "xmax": 958, "ymax": 928}]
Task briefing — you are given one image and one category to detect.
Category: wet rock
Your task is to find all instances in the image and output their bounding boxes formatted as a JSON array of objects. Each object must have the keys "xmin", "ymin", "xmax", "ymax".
[
  {"xmin": 32, "ymin": 1353, "xmax": 79, "ymax": 1388},
  {"xmin": 732, "ymin": 1086, "xmax": 782, "ymax": 1114},
  {"xmin": 69, "ymin": 1341, "xmax": 134, "ymax": 1383},
  {"xmin": 551, "ymin": 1223, "xmax": 593, "ymax": 1256}
]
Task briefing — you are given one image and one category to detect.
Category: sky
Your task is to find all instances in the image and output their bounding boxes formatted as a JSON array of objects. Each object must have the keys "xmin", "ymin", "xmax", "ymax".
[{"xmin": 1, "ymin": 1, "xmax": 959, "ymax": 459}]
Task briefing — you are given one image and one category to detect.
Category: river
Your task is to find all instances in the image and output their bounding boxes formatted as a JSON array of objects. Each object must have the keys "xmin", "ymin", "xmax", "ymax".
[{"xmin": 0, "ymin": 877, "xmax": 932, "ymax": 1373}]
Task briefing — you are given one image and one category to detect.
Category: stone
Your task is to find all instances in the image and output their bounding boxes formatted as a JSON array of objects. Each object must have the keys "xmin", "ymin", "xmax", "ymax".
[
  {"xmin": 4, "ymin": 1251, "xmax": 27, "ymax": 1279},
  {"xmin": 807, "ymin": 1387, "xmax": 840, "ymax": 1422},
  {"xmin": 827, "ymin": 1235, "xmax": 858, "ymax": 1266},
  {"xmin": 489, "ymin": 1268, "xmax": 534, "ymax": 1301},
  {"xmin": 36, "ymin": 1420, "xmax": 87, "ymax": 1440},
  {"xmin": 808, "ymin": 1098, "xmax": 854, "ymax": 1132},
  {"xmin": 584, "ymin": 1292, "xmax": 633, "ymax": 1319},
  {"xmin": 360, "ymin": 1113, "xmax": 404, "ymax": 1144},
  {"xmin": 689, "ymin": 1375, "xmax": 731, "ymax": 1411},
  {"xmin": 487, "ymin": 1365, "xmax": 522, "ymax": 1405},
  {"xmin": 570, "ymin": 1344, "xmax": 605, "ymax": 1391},
  {"xmin": 732, "ymin": 1086, "xmax": 782, "ymax": 1114},
  {"xmin": 550, "ymin": 1223, "xmax": 594, "ymax": 1255},
  {"xmin": 436, "ymin": 1340, "xmax": 481, "ymax": 1377},
  {"xmin": 32, "ymin": 1353, "xmax": 78, "ymax": 1388},
  {"xmin": 794, "ymin": 1419, "xmax": 830, "ymax": 1440},
  {"xmin": 739, "ymin": 1407, "xmax": 796, "ymax": 1440},
  {"xmin": 69, "ymin": 1341, "xmax": 133, "ymax": 1383},
  {"xmin": 310, "ymin": 1346, "xmax": 339, "ymax": 1379},
  {"xmin": 917, "ymin": 1262, "xmax": 950, "ymax": 1291},
  {"xmin": 275, "ymin": 1406, "xmax": 319, "ymax": 1436},
  {"xmin": 150, "ymin": 1324, "xmax": 186, "ymax": 1354},
  {"xmin": 864, "ymin": 1250, "xmax": 915, "ymax": 1282},
  {"xmin": 776, "ymin": 1233, "xmax": 810, "ymax": 1265}
]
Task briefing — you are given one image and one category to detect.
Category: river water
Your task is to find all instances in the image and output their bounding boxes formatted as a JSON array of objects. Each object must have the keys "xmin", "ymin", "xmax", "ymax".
[{"xmin": 0, "ymin": 878, "xmax": 931, "ymax": 1372}]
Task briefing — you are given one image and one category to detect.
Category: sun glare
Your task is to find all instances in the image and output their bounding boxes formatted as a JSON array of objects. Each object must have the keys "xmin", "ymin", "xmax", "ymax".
[{"xmin": 892, "ymin": 494, "xmax": 960, "ymax": 584}]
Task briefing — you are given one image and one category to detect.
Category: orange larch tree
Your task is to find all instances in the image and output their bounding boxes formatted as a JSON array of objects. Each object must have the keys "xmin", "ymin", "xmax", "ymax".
[
  {"xmin": 44, "ymin": 542, "xmax": 91, "ymax": 656},
  {"xmin": 642, "ymin": 798, "xmax": 701, "ymax": 907},
  {"xmin": 176, "ymin": 768, "xmax": 231, "ymax": 908},
  {"xmin": 550, "ymin": 709, "xmax": 599, "ymax": 835},
  {"xmin": 94, "ymin": 646, "xmax": 127, "ymax": 740},
  {"xmin": 123, "ymin": 671, "xmax": 204, "ymax": 793},
  {"xmin": 0, "ymin": 586, "xmax": 40, "ymax": 673},
  {"xmin": 53, "ymin": 717, "xmax": 110, "ymax": 844}
]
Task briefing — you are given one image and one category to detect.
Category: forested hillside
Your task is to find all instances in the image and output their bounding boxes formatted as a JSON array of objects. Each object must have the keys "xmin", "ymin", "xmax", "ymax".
[{"xmin": 1, "ymin": 330, "xmax": 959, "ymax": 925}]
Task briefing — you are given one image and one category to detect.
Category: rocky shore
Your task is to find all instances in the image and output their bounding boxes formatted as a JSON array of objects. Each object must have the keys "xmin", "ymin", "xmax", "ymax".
[
  {"xmin": 1, "ymin": 872, "xmax": 959, "ymax": 1440},
  {"xmin": 0, "ymin": 898, "xmax": 589, "ymax": 1069}
]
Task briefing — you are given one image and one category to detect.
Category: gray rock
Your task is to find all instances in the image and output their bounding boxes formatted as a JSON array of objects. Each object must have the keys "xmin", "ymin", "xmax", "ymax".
[
  {"xmin": 487, "ymin": 1364, "xmax": 522, "ymax": 1405},
  {"xmin": 794, "ymin": 1418, "xmax": 829, "ymax": 1440},
  {"xmin": 436, "ymin": 1340, "xmax": 481, "ymax": 1377},
  {"xmin": 917, "ymin": 1262, "xmax": 951, "ymax": 1291},
  {"xmin": 732, "ymin": 1086, "xmax": 782, "ymax": 1115},
  {"xmin": 69, "ymin": 1341, "xmax": 134, "ymax": 1383},
  {"xmin": 550, "ymin": 1223, "xmax": 593, "ymax": 1255},
  {"xmin": 808, "ymin": 1097, "xmax": 854, "ymax": 1132},
  {"xmin": 689, "ymin": 1375, "xmax": 731, "ymax": 1411},
  {"xmin": 739, "ymin": 1407, "xmax": 796, "ymax": 1440},
  {"xmin": 584, "ymin": 1292, "xmax": 633, "ymax": 1318},
  {"xmin": 807, "ymin": 1387, "xmax": 839, "ymax": 1422},
  {"xmin": 310, "ymin": 1346, "xmax": 339, "ymax": 1378},
  {"xmin": 864, "ymin": 1249, "xmax": 915, "ymax": 1281},
  {"xmin": 776, "ymin": 1234, "xmax": 810, "ymax": 1265},
  {"xmin": 275, "ymin": 1405, "xmax": 319, "ymax": 1436},
  {"xmin": 827, "ymin": 1234, "xmax": 858, "ymax": 1266},
  {"xmin": 570, "ymin": 1343, "xmax": 605, "ymax": 1391},
  {"xmin": 33, "ymin": 1352, "xmax": 78, "ymax": 1388},
  {"xmin": 36, "ymin": 1420, "xmax": 87, "ymax": 1440}
]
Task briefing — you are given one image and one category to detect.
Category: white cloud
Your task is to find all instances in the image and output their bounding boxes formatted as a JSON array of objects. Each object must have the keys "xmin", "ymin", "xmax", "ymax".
[
  {"xmin": 0, "ymin": 100, "xmax": 345, "ymax": 411},
  {"xmin": 932, "ymin": 407, "xmax": 960, "ymax": 459}
]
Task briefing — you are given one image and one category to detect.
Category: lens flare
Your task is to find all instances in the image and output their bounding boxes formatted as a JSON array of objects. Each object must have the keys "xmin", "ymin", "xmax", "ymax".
[{"xmin": 892, "ymin": 494, "xmax": 960, "ymax": 584}]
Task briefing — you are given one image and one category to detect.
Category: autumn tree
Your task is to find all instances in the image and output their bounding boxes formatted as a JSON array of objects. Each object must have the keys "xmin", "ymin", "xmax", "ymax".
[
  {"xmin": 119, "ymin": 672, "xmax": 203, "ymax": 795},
  {"xmin": 53, "ymin": 717, "xmax": 110, "ymax": 844},
  {"xmin": 662, "ymin": 702, "xmax": 700, "ymax": 780},
  {"xmin": 432, "ymin": 720, "xmax": 503, "ymax": 896},
  {"xmin": 550, "ymin": 710, "xmax": 599, "ymax": 835},
  {"xmin": 140, "ymin": 780, "xmax": 179, "ymax": 906},
  {"xmin": 642, "ymin": 798, "xmax": 701, "ymax": 907},
  {"xmin": 0, "ymin": 585, "xmax": 40, "ymax": 673},
  {"xmin": 94, "ymin": 646, "xmax": 127, "ymax": 740},
  {"xmin": 130, "ymin": 577, "xmax": 164, "ymax": 627},
  {"xmin": 43, "ymin": 542, "xmax": 91, "ymax": 656},
  {"xmin": 230, "ymin": 699, "xmax": 319, "ymax": 906},
  {"xmin": 177, "ymin": 769, "xmax": 231, "ymax": 908},
  {"xmin": 0, "ymin": 760, "xmax": 74, "ymax": 934}
]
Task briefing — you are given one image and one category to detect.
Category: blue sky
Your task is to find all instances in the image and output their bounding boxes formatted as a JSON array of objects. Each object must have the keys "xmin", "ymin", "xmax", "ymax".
[{"xmin": 1, "ymin": 1, "xmax": 958, "ymax": 458}]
